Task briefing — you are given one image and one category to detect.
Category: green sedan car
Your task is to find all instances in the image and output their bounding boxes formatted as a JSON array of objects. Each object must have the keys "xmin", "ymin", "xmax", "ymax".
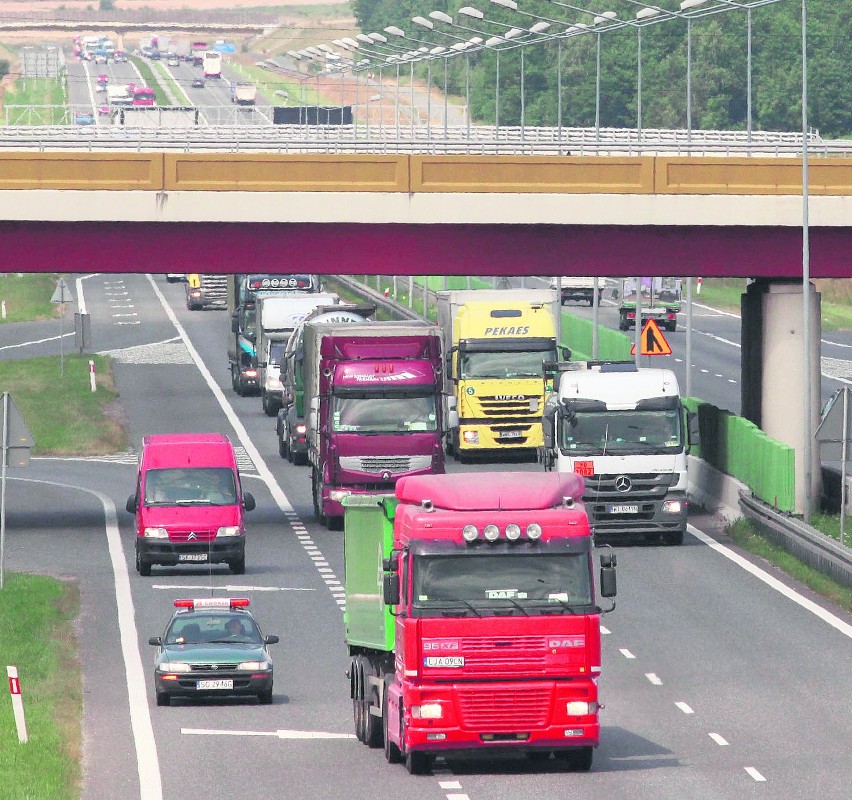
[{"xmin": 149, "ymin": 598, "xmax": 279, "ymax": 706}]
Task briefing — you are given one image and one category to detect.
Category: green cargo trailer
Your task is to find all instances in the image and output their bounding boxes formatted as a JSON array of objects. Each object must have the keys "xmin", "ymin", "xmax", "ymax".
[{"xmin": 342, "ymin": 494, "xmax": 398, "ymax": 653}]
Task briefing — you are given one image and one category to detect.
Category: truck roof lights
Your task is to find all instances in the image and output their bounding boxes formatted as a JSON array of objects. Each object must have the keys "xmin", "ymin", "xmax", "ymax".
[
  {"xmin": 505, "ymin": 523, "xmax": 521, "ymax": 541},
  {"xmin": 173, "ymin": 598, "xmax": 250, "ymax": 610},
  {"xmin": 526, "ymin": 523, "xmax": 543, "ymax": 540},
  {"xmin": 483, "ymin": 524, "xmax": 500, "ymax": 542},
  {"xmin": 462, "ymin": 525, "xmax": 479, "ymax": 542}
]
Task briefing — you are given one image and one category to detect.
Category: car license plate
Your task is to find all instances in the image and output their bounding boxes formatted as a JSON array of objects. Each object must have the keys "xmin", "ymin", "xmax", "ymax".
[
  {"xmin": 178, "ymin": 553, "xmax": 208, "ymax": 562},
  {"xmin": 425, "ymin": 656, "xmax": 464, "ymax": 668},
  {"xmin": 608, "ymin": 504, "xmax": 639, "ymax": 514},
  {"xmin": 499, "ymin": 430, "xmax": 523, "ymax": 440},
  {"xmin": 196, "ymin": 679, "xmax": 233, "ymax": 690}
]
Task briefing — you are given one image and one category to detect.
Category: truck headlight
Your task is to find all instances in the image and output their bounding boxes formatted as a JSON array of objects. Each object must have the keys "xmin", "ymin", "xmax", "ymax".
[
  {"xmin": 143, "ymin": 527, "xmax": 169, "ymax": 539},
  {"xmin": 462, "ymin": 431, "xmax": 479, "ymax": 445},
  {"xmin": 160, "ymin": 662, "xmax": 191, "ymax": 673},
  {"xmin": 662, "ymin": 500, "xmax": 683, "ymax": 514},
  {"xmin": 412, "ymin": 703, "xmax": 443, "ymax": 719},
  {"xmin": 330, "ymin": 489, "xmax": 351, "ymax": 502},
  {"xmin": 217, "ymin": 526, "xmax": 241, "ymax": 537},
  {"xmin": 566, "ymin": 701, "xmax": 595, "ymax": 716},
  {"xmin": 238, "ymin": 660, "xmax": 269, "ymax": 671}
]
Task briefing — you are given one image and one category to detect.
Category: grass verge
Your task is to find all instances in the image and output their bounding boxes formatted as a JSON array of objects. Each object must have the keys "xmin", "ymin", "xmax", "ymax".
[
  {"xmin": 128, "ymin": 56, "xmax": 170, "ymax": 107},
  {"xmin": 149, "ymin": 60, "xmax": 190, "ymax": 105},
  {"xmin": 0, "ymin": 274, "xmax": 61, "ymax": 323},
  {"xmin": 2, "ymin": 78, "xmax": 66, "ymax": 124},
  {"xmin": 726, "ymin": 518, "xmax": 852, "ymax": 612},
  {"xmin": 0, "ymin": 355, "xmax": 127, "ymax": 455},
  {"xmin": 698, "ymin": 278, "xmax": 852, "ymax": 332},
  {"xmin": 0, "ymin": 573, "xmax": 81, "ymax": 800}
]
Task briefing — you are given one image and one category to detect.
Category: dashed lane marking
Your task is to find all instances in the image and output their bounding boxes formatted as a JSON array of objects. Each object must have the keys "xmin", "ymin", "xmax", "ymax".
[
  {"xmin": 645, "ymin": 673, "xmax": 663, "ymax": 685},
  {"xmin": 619, "ymin": 648, "xmax": 635, "ymax": 659},
  {"xmin": 709, "ymin": 733, "xmax": 729, "ymax": 746},
  {"xmin": 675, "ymin": 702, "xmax": 695, "ymax": 715},
  {"xmin": 600, "ymin": 625, "xmax": 611, "ymax": 635},
  {"xmin": 745, "ymin": 767, "xmax": 767, "ymax": 782},
  {"xmin": 181, "ymin": 728, "xmax": 356, "ymax": 740},
  {"xmin": 440, "ymin": 782, "xmax": 463, "ymax": 790}
]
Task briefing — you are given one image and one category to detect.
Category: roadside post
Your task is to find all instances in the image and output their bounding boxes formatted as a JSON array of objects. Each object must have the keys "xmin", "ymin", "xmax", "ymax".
[
  {"xmin": 815, "ymin": 387, "xmax": 850, "ymax": 546},
  {"xmin": 89, "ymin": 360, "xmax": 97, "ymax": 392},
  {"xmin": 6, "ymin": 666, "xmax": 29, "ymax": 743},
  {"xmin": 1, "ymin": 393, "xmax": 34, "ymax": 589},
  {"xmin": 50, "ymin": 278, "xmax": 75, "ymax": 377}
]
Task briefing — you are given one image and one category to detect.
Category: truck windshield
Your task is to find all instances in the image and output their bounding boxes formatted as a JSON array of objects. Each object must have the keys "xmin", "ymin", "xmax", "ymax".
[
  {"xmin": 460, "ymin": 348, "xmax": 556, "ymax": 379},
  {"xmin": 268, "ymin": 342, "xmax": 286, "ymax": 367},
  {"xmin": 560, "ymin": 409, "xmax": 683, "ymax": 455},
  {"xmin": 332, "ymin": 392, "xmax": 437, "ymax": 433},
  {"xmin": 412, "ymin": 553, "xmax": 592, "ymax": 616},
  {"xmin": 144, "ymin": 467, "xmax": 237, "ymax": 506}
]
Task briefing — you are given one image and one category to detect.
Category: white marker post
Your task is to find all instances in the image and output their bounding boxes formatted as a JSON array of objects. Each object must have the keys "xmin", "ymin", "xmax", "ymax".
[
  {"xmin": 89, "ymin": 360, "xmax": 97, "ymax": 392},
  {"xmin": 7, "ymin": 666, "xmax": 29, "ymax": 743}
]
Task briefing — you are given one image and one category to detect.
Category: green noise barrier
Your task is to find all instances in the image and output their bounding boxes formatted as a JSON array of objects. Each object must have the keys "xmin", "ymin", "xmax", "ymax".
[
  {"xmin": 560, "ymin": 311, "xmax": 633, "ymax": 362},
  {"xmin": 683, "ymin": 397, "xmax": 796, "ymax": 513}
]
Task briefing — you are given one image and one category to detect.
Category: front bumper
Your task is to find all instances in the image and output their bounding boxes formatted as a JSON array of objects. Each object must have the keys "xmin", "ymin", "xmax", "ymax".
[
  {"xmin": 155, "ymin": 668, "xmax": 271, "ymax": 699},
  {"xmin": 137, "ymin": 539, "xmax": 245, "ymax": 566},
  {"xmin": 586, "ymin": 493, "xmax": 688, "ymax": 539},
  {"xmin": 406, "ymin": 722, "xmax": 599, "ymax": 754},
  {"xmin": 457, "ymin": 422, "xmax": 543, "ymax": 452}
]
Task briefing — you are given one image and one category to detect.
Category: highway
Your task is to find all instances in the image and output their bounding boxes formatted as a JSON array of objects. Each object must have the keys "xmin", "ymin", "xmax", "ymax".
[{"xmin": 3, "ymin": 273, "xmax": 850, "ymax": 800}]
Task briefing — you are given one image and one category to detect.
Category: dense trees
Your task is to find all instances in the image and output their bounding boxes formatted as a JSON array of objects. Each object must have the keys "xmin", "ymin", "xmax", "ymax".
[{"xmin": 350, "ymin": 0, "xmax": 850, "ymax": 137}]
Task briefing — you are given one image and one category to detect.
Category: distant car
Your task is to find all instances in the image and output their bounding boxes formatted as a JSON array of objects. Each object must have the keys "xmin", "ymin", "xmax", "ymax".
[
  {"xmin": 191, "ymin": 78, "xmax": 205, "ymax": 89},
  {"xmin": 166, "ymin": 274, "xmax": 185, "ymax": 283},
  {"xmin": 75, "ymin": 112, "xmax": 95, "ymax": 125},
  {"xmin": 97, "ymin": 74, "xmax": 108, "ymax": 84},
  {"xmin": 94, "ymin": 54, "xmax": 107, "ymax": 64},
  {"xmin": 167, "ymin": 57, "xmax": 180, "ymax": 67},
  {"xmin": 148, "ymin": 598, "xmax": 278, "ymax": 706},
  {"xmin": 97, "ymin": 106, "xmax": 110, "ymax": 117}
]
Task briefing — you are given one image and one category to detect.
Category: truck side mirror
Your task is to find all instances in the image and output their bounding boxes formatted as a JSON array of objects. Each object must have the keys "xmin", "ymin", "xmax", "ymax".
[
  {"xmin": 447, "ymin": 409, "xmax": 459, "ymax": 429},
  {"xmin": 125, "ymin": 495, "xmax": 137, "ymax": 513},
  {"xmin": 148, "ymin": 636, "xmax": 162, "ymax": 646},
  {"xmin": 231, "ymin": 313, "xmax": 239, "ymax": 334},
  {"xmin": 242, "ymin": 492, "xmax": 256, "ymax": 512},
  {"xmin": 382, "ymin": 573, "xmax": 400, "ymax": 606},
  {"xmin": 611, "ymin": 288, "xmax": 619, "ymax": 300},
  {"xmin": 308, "ymin": 397, "xmax": 319, "ymax": 431},
  {"xmin": 560, "ymin": 346, "xmax": 571, "ymax": 361},
  {"xmin": 599, "ymin": 553, "xmax": 617, "ymax": 599},
  {"xmin": 542, "ymin": 403, "xmax": 557, "ymax": 450}
]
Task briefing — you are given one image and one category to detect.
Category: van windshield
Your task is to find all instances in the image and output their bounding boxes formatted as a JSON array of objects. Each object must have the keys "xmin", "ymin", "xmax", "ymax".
[{"xmin": 145, "ymin": 467, "xmax": 237, "ymax": 506}]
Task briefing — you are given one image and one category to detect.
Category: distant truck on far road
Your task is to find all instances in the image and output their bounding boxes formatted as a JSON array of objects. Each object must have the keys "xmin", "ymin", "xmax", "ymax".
[
  {"xmin": 549, "ymin": 276, "xmax": 604, "ymax": 307},
  {"xmin": 231, "ymin": 82, "xmax": 257, "ymax": 105}
]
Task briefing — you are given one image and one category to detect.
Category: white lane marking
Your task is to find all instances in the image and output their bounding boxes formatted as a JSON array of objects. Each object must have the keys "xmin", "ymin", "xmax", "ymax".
[
  {"xmin": 0, "ymin": 333, "xmax": 73, "ymax": 351},
  {"xmin": 181, "ymin": 728, "xmax": 356, "ymax": 740},
  {"xmin": 619, "ymin": 648, "xmax": 635, "ymax": 659},
  {"xmin": 645, "ymin": 673, "xmax": 663, "ymax": 685},
  {"xmin": 151, "ymin": 585, "xmax": 314, "ymax": 592},
  {"xmin": 115, "ymin": 321, "xmax": 141, "ymax": 325},
  {"xmin": 447, "ymin": 795, "xmax": 470, "ymax": 800},
  {"xmin": 709, "ymin": 733, "xmax": 729, "ymax": 746},
  {"xmin": 600, "ymin": 625, "xmax": 611, "ymax": 635},
  {"xmin": 675, "ymin": 702, "xmax": 695, "ymax": 715},
  {"xmin": 728, "ymin": 379, "xmax": 737, "ymax": 384},
  {"xmin": 700, "ymin": 368, "xmax": 709, "ymax": 373},
  {"xmin": 440, "ymin": 782, "xmax": 463, "ymax": 790},
  {"xmin": 75, "ymin": 273, "xmax": 98, "ymax": 315},
  {"xmin": 745, "ymin": 767, "xmax": 767, "ymax": 782},
  {"xmin": 714, "ymin": 373, "xmax": 723, "ymax": 378},
  {"xmin": 694, "ymin": 330, "xmax": 741, "ymax": 349},
  {"xmin": 688, "ymin": 525, "xmax": 852, "ymax": 639},
  {"xmin": 12, "ymin": 478, "xmax": 162, "ymax": 800}
]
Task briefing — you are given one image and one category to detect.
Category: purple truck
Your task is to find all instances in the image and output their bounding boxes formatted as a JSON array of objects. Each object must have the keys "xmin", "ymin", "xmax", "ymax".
[{"xmin": 303, "ymin": 320, "xmax": 445, "ymax": 529}]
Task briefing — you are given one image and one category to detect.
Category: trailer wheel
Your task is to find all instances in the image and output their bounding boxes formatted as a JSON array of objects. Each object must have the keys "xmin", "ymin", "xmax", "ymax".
[{"xmin": 383, "ymin": 676, "xmax": 402, "ymax": 764}]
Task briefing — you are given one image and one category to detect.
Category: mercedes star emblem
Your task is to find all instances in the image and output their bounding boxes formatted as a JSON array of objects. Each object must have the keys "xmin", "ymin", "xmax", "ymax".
[{"xmin": 614, "ymin": 475, "xmax": 632, "ymax": 493}]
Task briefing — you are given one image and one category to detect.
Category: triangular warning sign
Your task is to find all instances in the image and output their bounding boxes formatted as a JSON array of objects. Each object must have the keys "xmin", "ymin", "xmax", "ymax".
[{"xmin": 629, "ymin": 319, "xmax": 673, "ymax": 357}]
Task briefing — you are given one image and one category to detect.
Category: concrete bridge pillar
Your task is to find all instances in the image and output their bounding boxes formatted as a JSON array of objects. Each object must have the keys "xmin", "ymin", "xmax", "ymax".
[{"xmin": 741, "ymin": 279, "xmax": 822, "ymax": 513}]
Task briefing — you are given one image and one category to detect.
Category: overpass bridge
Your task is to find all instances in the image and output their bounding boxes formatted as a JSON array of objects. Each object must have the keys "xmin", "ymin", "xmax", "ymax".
[{"xmin": 0, "ymin": 132, "xmax": 849, "ymax": 512}]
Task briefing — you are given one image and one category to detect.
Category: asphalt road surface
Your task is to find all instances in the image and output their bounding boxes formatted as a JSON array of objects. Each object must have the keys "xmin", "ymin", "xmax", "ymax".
[{"xmin": 3, "ymin": 274, "xmax": 851, "ymax": 800}]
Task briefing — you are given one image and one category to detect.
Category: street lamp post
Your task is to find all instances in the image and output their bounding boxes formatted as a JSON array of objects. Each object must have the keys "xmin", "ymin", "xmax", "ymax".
[{"xmin": 801, "ymin": 0, "xmax": 812, "ymax": 522}]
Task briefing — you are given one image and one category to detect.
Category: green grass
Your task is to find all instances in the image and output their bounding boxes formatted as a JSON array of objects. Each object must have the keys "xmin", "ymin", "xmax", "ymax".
[
  {"xmin": 149, "ymin": 60, "xmax": 190, "ymax": 105},
  {"xmin": 726, "ymin": 518, "xmax": 852, "ymax": 612},
  {"xmin": 230, "ymin": 61, "xmax": 336, "ymax": 105},
  {"xmin": 0, "ymin": 573, "xmax": 81, "ymax": 800},
  {"xmin": 698, "ymin": 278, "xmax": 852, "ymax": 331},
  {"xmin": 809, "ymin": 512, "xmax": 851, "ymax": 545},
  {"xmin": 0, "ymin": 274, "xmax": 62, "ymax": 323},
  {"xmin": 0, "ymin": 356, "xmax": 127, "ymax": 455},
  {"xmin": 128, "ymin": 56, "xmax": 170, "ymax": 107},
  {"xmin": 2, "ymin": 78, "xmax": 66, "ymax": 125}
]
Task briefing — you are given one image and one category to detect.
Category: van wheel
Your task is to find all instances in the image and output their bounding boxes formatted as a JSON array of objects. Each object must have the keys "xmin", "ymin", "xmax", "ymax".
[
  {"xmin": 229, "ymin": 556, "xmax": 245, "ymax": 575},
  {"xmin": 258, "ymin": 687, "xmax": 273, "ymax": 705},
  {"xmin": 278, "ymin": 427, "xmax": 289, "ymax": 460},
  {"xmin": 136, "ymin": 548, "xmax": 151, "ymax": 577},
  {"xmin": 156, "ymin": 692, "xmax": 170, "ymax": 707}
]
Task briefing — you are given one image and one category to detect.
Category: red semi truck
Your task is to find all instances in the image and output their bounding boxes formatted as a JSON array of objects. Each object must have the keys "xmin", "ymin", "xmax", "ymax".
[{"xmin": 342, "ymin": 471, "xmax": 616, "ymax": 774}]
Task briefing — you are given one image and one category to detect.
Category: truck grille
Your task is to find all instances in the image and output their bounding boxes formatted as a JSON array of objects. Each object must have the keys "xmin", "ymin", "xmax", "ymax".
[
  {"xmin": 583, "ymin": 473, "xmax": 679, "ymax": 522},
  {"xmin": 457, "ymin": 685, "xmax": 551, "ymax": 731},
  {"xmin": 459, "ymin": 636, "xmax": 548, "ymax": 677},
  {"xmin": 338, "ymin": 455, "xmax": 432, "ymax": 475},
  {"xmin": 476, "ymin": 396, "xmax": 540, "ymax": 417}
]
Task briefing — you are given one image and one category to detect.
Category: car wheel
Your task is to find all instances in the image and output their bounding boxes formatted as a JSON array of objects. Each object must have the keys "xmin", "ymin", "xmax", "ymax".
[
  {"xmin": 262, "ymin": 392, "xmax": 275, "ymax": 417},
  {"xmin": 278, "ymin": 427, "xmax": 289, "ymax": 460},
  {"xmin": 136, "ymin": 548, "xmax": 151, "ymax": 577},
  {"xmin": 405, "ymin": 750, "xmax": 431, "ymax": 775},
  {"xmin": 662, "ymin": 529, "xmax": 684, "ymax": 546},
  {"xmin": 156, "ymin": 692, "xmax": 170, "ymax": 707},
  {"xmin": 229, "ymin": 556, "xmax": 245, "ymax": 575},
  {"xmin": 258, "ymin": 688, "xmax": 273, "ymax": 705}
]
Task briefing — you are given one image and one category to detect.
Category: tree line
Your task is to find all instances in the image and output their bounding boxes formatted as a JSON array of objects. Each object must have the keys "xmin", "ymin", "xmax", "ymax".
[{"xmin": 350, "ymin": 0, "xmax": 850, "ymax": 138}]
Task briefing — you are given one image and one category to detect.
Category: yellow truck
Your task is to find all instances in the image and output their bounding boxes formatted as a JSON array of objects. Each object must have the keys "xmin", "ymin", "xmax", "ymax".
[{"xmin": 437, "ymin": 289, "xmax": 562, "ymax": 458}]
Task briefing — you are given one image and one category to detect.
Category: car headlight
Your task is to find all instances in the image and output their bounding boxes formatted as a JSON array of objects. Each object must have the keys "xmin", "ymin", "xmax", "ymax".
[
  {"xmin": 143, "ymin": 527, "xmax": 169, "ymax": 539},
  {"xmin": 295, "ymin": 424, "xmax": 307, "ymax": 434},
  {"xmin": 217, "ymin": 526, "xmax": 241, "ymax": 537},
  {"xmin": 412, "ymin": 703, "xmax": 443, "ymax": 719},
  {"xmin": 160, "ymin": 662, "xmax": 191, "ymax": 673},
  {"xmin": 238, "ymin": 660, "xmax": 269, "ymax": 671}
]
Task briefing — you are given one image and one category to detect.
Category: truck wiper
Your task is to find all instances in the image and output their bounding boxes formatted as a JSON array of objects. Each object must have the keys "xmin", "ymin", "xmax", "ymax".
[
  {"xmin": 494, "ymin": 598, "xmax": 531, "ymax": 616},
  {"xmin": 426, "ymin": 600, "xmax": 482, "ymax": 617}
]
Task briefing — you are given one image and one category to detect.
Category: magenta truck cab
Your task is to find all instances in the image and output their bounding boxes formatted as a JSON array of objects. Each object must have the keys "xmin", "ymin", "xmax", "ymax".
[
  {"xmin": 304, "ymin": 321, "xmax": 445, "ymax": 529},
  {"xmin": 126, "ymin": 433, "xmax": 255, "ymax": 576}
]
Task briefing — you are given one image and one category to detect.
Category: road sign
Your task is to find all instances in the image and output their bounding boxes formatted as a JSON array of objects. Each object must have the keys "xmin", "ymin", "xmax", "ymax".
[
  {"xmin": 50, "ymin": 278, "xmax": 74, "ymax": 304},
  {"xmin": 1, "ymin": 393, "xmax": 34, "ymax": 468},
  {"xmin": 629, "ymin": 319, "xmax": 673, "ymax": 357}
]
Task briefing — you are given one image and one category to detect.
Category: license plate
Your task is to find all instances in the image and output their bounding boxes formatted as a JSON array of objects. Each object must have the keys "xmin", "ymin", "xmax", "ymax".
[
  {"xmin": 608, "ymin": 504, "xmax": 639, "ymax": 514},
  {"xmin": 178, "ymin": 553, "xmax": 208, "ymax": 562},
  {"xmin": 424, "ymin": 656, "xmax": 464, "ymax": 668},
  {"xmin": 196, "ymin": 679, "xmax": 233, "ymax": 690},
  {"xmin": 499, "ymin": 430, "xmax": 523, "ymax": 440},
  {"xmin": 574, "ymin": 460, "xmax": 594, "ymax": 477}
]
